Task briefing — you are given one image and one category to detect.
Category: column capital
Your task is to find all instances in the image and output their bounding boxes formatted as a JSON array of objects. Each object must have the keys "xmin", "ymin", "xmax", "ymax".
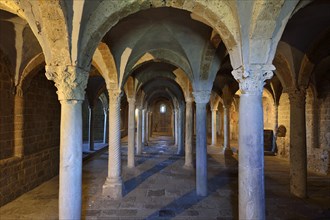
[
  {"xmin": 211, "ymin": 108, "xmax": 218, "ymax": 112},
  {"xmin": 193, "ymin": 90, "xmax": 211, "ymax": 104},
  {"xmin": 108, "ymin": 89, "xmax": 122, "ymax": 103},
  {"xmin": 45, "ymin": 65, "xmax": 89, "ymax": 101},
  {"xmin": 185, "ymin": 97, "xmax": 194, "ymax": 103},
  {"xmin": 232, "ymin": 64, "xmax": 275, "ymax": 95},
  {"xmin": 288, "ymin": 88, "xmax": 306, "ymax": 108},
  {"xmin": 127, "ymin": 98, "xmax": 136, "ymax": 105}
]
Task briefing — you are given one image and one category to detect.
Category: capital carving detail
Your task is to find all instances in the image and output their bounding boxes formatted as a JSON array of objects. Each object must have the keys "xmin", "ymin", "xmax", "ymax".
[
  {"xmin": 232, "ymin": 64, "xmax": 275, "ymax": 95},
  {"xmin": 288, "ymin": 88, "xmax": 306, "ymax": 108},
  {"xmin": 108, "ymin": 89, "xmax": 122, "ymax": 104},
  {"xmin": 193, "ymin": 90, "xmax": 211, "ymax": 104},
  {"xmin": 45, "ymin": 65, "xmax": 89, "ymax": 100},
  {"xmin": 185, "ymin": 97, "xmax": 194, "ymax": 103}
]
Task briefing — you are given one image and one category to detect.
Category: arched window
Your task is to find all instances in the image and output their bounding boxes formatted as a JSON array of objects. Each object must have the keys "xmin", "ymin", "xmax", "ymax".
[{"xmin": 160, "ymin": 104, "xmax": 166, "ymax": 113}]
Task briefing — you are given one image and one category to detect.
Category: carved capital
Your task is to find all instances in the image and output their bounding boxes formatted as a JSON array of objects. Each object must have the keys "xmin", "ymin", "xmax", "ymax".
[
  {"xmin": 108, "ymin": 89, "xmax": 122, "ymax": 104},
  {"xmin": 288, "ymin": 88, "xmax": 306, "ymax": 108},
  {"xmin": 192, "ymin": 90, "xmax": 211, "ymax": 104},
  {"xmin": 45, "ymin": 65, "xmax": 89, "ymax": 100},
  {"xmin": 185, "ymin": 97, "xmax": 194, "ymax": 103},
  {"xmin": 127, "ymin": 98, "xmax": 136, "ymax": 105},
  {"xmin": 211, "ymin": 108, "xmax": 218, "ymax": 112},
  {"xmin": 232, "ymin": 64, "xmax": 275, "ymax": 95}
]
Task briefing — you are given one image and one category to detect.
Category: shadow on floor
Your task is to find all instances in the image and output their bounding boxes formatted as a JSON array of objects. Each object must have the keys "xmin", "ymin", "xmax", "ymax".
[
  {"xmin": 145, "ymin": 160, "xmax": 239, "ymax": 219},
  {"xmin": 124, "ymin": 155, "xmax": 181, "ymax": 196}
]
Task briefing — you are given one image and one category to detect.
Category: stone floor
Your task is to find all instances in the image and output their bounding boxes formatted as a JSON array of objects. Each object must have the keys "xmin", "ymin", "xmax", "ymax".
[{"xmin": 1, "ymin": 135, "xmax": 330, "ymax": 220}]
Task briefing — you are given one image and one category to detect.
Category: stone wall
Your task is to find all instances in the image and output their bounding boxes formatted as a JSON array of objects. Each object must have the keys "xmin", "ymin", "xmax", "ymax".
[
  {"xmin": 93, "ymin": 99, "xmax": 105, "ymax": 141},
  {"xmin": 152, "ymin": 102, "xmax": 172, "ymax": 134},
  {"xmin": 307, "ymin": 82, "xmax": 330, "ymax": 174},
  {"xmin": 0, "ymin": 70, "xmax": 60, "ymax": 206},
  {"xmin": 0, "ymin": 56, "xmax": 14, "ymax": 160},
  {"xmin": 23, "ymin": 73, "xmax": 60, "ymax": 155},
  {"xmin": 277, "ymin": 93, "xmax": 290, "ymax": 158}
]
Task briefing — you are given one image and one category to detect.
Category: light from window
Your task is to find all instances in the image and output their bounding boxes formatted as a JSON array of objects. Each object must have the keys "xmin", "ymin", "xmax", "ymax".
[{"xmin": 160, "ymin": 104, "xmax": 166, "ymax": 113}]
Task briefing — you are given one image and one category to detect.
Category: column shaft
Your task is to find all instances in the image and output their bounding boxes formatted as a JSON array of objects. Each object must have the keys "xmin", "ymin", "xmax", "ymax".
[
  {"xmin": 136, "ymin": 108, "xmax": 142, "ymax": 155},
  {"xmin": 272, "ymin": 104, "xmax": 278, "ymax": 152},
  {"xmin": 211, "ymin": 109, "xmax": 217, "ymax": 146},
  {"xmin": 177, "ymin": 107, "xmax": 184, "ymax": 155},
  {"xmin": 142, "ymin": 109, "xmax": 146, "ymax": 145},
  {"xmin": 14, "ymin": 94, "xmax": 24, "ymax": 157},
  {"xmin": 103, "ymin": 91, "xmax": 122, "ymax": 199},
  {"xmin": 223, "ymin": 106, "xmax": 231, "ymax": 151},
  {"xmin": 103, "ymin": 109, "xmax": 108, "ymax": 144},
  {"xmin": 239, "ymin": 94, "xmax": 265, "ymax": 220},
  {"xmin": 195, "ymin": 102, "xmax": 208, "ymax": 196},
  {"xmin": 174, "ymin": 110, "xmax": 178, "ymax": 146},
  {"xmin": 88, "ymin": 106, "xmax": 94, "ymax": 151},
  {"xmin": 127, "ymin": 99, "xmax": 136, "ymax": 168},
  {"xmin": 59, "ymin": 100, "xmax": 83, "ymax": 219},
  {"xmin": 289, "ymin": 90, "xmax": 307, "ymax": 198},
  {"xmin": 184, "ymin": 100, "xmax": 193, "ymax": 168}
]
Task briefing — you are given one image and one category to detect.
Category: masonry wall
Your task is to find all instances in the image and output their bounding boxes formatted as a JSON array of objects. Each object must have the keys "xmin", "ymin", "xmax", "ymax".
[
  {"xmin": 93, "ymin": 99, "xmax": 105, "ymax": 141},
  {"xmin": 307, "ymin": 83, "xmax": 330, "ymax": 174},
  {"xmin": 0, "ymin": 56, "xmax": 14, "ymax": 160},
  {"xmin": 277, "ymin": 93, "xmax": 290, "ymax": 158},
  {"xmin": 0, "ymin": 70, "xmax": 60, "ymax": 206},
  {"xmin": 152, "ymin": 102, "xmax": 172, "ymax": 134}
]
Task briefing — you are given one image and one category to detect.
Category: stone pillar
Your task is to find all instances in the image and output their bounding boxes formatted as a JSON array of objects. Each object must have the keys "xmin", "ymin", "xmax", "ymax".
[
  {"xmin": 193, "ymin": 91, "xmax": 210, "ymax": 196},
  {"xmin": 211, "ymin": 108, "xmax": 217, "ymax": 146},
  {"xmin": 223, "ymin": 104, "xmax": 231, "ymax": 152},
  {"xmin": 127, "ymin": 98, "xmax": 136, "ymax": 168},
  {"xmin": 146, "ymin": 111, "xmax": 149, "ymax": 143},
  {"xmin": 289, "ymin": 88, "xmax": 307, "ymax": 198},
  {"xmin": 177, "ymin": 105, "xmax": 184, "ymax": 155},
  {"xmin": 103, "ymin": 108, "xmax": 108, "ymax": 144},
  {"xmin": 184, "ymin": 98, "xmax": 194, "ymax": 168},
  {"xmin": 149, "ymin": 112, "xmax": 153, "ymax": 139},
  {"xmin": 103, "ymin": 89, "xmax": 123, "ymax": 199},
  {"xmin": 172, "ymin": 110, "xmax": 175, "ymax": 138},
  {"xmin": 136, "ymin": 108, "xmax": 142, "ymax": 155},
  {"xmin": 141, "ymin": 109, "xmax": 146, "ymax": 145},
  {"xmin": 174, "ymin": 109, "xmax": 178, "ymax": 146},
  {"xmin": 14, "ymin": 92, "xmax": 24, "ymax": 157},
  {"xmin": 46, "ymin": 65, "xmax": 89, "ymax": 220},
  {"xmin": 232, "ymin": 64, "xmax": 274, "ymax": 220},
  {"xmin": 272, "ymin": 104, "xmax": 278, "ymax": 152},
  {"xmin": 88, "ymin": 106, "xmax": 95, "ymax": 151}
]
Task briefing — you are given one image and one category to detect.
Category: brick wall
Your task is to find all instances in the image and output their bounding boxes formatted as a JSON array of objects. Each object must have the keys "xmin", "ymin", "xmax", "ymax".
[
  {"xmin": 0, "ymin": 57, "xmax": 14, "ymax": 160},
  {"xmin": 0, "ymin": 69, "xmax": 60, "ymax": 206}
]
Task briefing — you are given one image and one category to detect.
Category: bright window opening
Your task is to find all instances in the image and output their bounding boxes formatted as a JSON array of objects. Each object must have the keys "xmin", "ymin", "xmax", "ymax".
[{"xmin": 160, "ymin": 104, "xmax": 166, "ymax": 113}]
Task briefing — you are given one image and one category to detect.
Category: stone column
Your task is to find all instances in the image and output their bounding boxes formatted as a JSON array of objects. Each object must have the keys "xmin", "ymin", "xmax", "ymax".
[
  {"xmin": 289, "ymin": 88, "xmax": 307, "ymax": 198},
  {"xmin": 184, "ymin": 98, "xmax": 194, "ymax": 168},
  {"xmin": 88, "ymin": 106, "xmax": 95, "ymax": 151},
  {"xmin": 142, "ymin": 109, "xmax": 146, "ymax": 145},
  {"xmin": 14, "ymin": 92, "xmax": 24, "ymax": 157},
  {"xmin": 174, "ymin": 109, "xmax": 178, "ymax": 146},
  {"xmin": 177, "ymin": 105, "xmax": 184, "ymax": 155},
  {"xmin": 136, "ymin": 107, "xmax": 142, "ymax": 155},
  {"xmin": 46, "ymin": 65, "xmax": 89, "ymax": 220},
  {"xmin": 172, "ymin": 110, "xmax": 175, "ymax": 138},
  {"xmin": 103, "ymin": 89, "xmax": 123, "ymax": 199},
  {"xmin": 211, "ymin": 108, "xmax": 218, "ymax": 146},
  {"xmin": 232, "ymin": 64, "xmax": 274, "ymax": 220},
  {"xmin": 127, "ymin": 98, "xmax": 136, "ymax": 168},
  {"xmin": 193, "ymin": 91, "xmax": 211, "ymax": 196},
  {"xmin": 272, "ymin": 104, "xmax": 278, "ymax": 152},
  {"xmin": 103, "ymin": 108, "xmax": 108, "ymax": 144},
  {"xmin": 223, "ymin": 104, "xmax": 231, "ymax": 152},
  {"xmin": 146, "ymin": 111, "xmax": 149, "ymax": 143}
]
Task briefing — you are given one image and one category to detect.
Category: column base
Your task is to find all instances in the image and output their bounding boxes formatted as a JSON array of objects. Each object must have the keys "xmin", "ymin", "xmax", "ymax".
[
  {"xmin": 102, "ymin": 177, "xmax": 123, "ymax": 199},
  {"xmin": 183, "ymin": 163, "xmax": 194, "ymax": 170},
  {"xmin": 223, "ymin": 148, "xmax": 237, "ymax": 167}
]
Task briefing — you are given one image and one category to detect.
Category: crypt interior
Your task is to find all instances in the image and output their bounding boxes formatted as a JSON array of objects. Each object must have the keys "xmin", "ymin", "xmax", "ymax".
[{"xmin": 0, "ymin": 0, "xmax": 329, "ymax": 219}]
